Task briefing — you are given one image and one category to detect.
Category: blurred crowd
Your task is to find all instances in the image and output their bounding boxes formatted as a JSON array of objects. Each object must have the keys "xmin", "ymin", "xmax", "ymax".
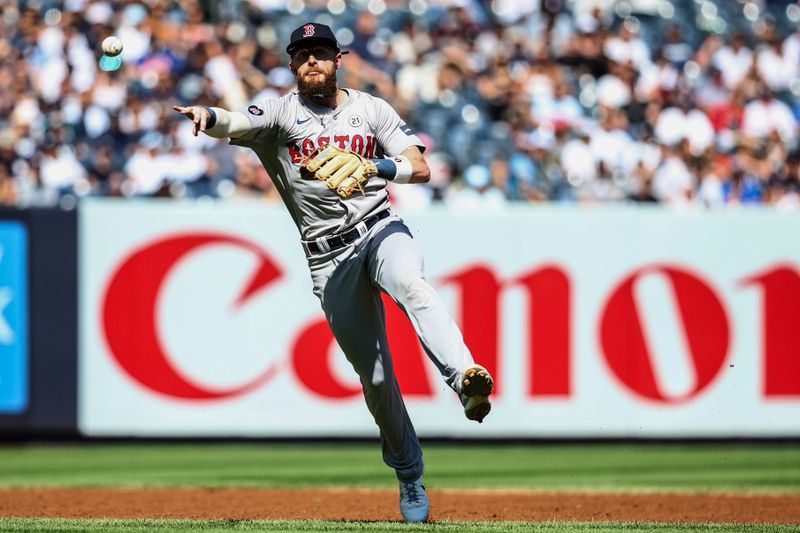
[{"xmin": 1, "ymin": 0, "xmax": 800, "ymax": 209}]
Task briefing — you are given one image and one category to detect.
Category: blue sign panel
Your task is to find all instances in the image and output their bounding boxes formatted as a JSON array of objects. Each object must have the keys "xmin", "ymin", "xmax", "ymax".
[{"xmin": 0, "ymin": 222, "xmax": 28, "ymax": 413}]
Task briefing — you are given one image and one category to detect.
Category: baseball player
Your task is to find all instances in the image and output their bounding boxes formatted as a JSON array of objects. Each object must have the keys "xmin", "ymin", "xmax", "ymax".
[{"xmin": 174, "ymin": 22, "xmax": 493, "ymax": 523}]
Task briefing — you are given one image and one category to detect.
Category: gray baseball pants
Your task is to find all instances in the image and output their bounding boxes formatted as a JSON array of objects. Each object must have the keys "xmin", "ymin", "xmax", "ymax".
[{"xmin": 307, "ymin": 213, "xmax": 474, "ymax": 482}]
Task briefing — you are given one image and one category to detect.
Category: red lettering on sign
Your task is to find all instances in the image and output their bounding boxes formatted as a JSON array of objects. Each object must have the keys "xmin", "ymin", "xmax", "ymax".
[
  {"xmin": 103, "ymin": 231, "xmax": 800, "ymax": 407},
  {"xmin": 741, "ymin": 265, "xmax": 800, "ymax": 396},
  {"xmin": 102, "ymin": 234, "xmax": 282, "ymax": 399},
  {"xmin": 442, "ymin": 266, "xmax": 501, "ymax": 395},
  {"xmin": 517, "ymin": 266, "xmax": 571, "ymax": 397},
  {"xmin": 291, "ymin": 319, "xmax": 361, "ymax": 399},
  {"xmin": 291, "ymin": 296, "xmax": 434, "ymax": 398},
  {"xmin": 443, "ymin": 264, "xmax": 572, "ymax": 397},
  {"xmin": 599, "ymin": 265, "xmax": 730, "ymax": 403},
  {"xmin": 382, "ymin": 294, "xmax": 434, "ymax": 396}
]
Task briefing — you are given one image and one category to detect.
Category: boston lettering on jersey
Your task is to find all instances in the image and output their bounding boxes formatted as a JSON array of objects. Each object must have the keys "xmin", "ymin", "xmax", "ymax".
[{"xmin": 287, "ymin": 134, "xmax": 377, "ymax": 163}]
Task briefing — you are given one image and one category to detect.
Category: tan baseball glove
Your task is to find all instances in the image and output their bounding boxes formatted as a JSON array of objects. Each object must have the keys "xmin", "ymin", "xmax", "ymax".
[{"xmin": 300, "ymin": 145, "xmax": 378, "ymax": 198}]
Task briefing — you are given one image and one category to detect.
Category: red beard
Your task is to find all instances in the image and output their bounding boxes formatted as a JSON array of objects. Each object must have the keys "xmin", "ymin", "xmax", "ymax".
[{"xmin": 297, "ymin": 70, "xmax": 338, "ymax": 100}]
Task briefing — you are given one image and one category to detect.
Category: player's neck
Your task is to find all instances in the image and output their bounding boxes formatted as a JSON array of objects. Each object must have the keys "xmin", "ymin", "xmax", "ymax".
[{"xmin": 306, "ymin": 87, "xmax": 346, "ymax": 110}]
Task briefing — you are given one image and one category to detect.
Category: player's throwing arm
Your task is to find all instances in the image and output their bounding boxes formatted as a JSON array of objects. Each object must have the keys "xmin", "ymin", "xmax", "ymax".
[{"xmin": 172, "ymin": 105, "xmax": 251, "ymax": 138}]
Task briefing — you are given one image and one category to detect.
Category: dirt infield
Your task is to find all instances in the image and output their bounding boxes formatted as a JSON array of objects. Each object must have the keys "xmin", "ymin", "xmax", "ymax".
[{"xmin": 1, "ymin": 488, "xmax": 799, "ymax": 524}]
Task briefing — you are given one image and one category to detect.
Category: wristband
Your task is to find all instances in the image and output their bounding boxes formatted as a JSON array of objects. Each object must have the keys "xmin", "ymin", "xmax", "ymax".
[
  {"xmin": 372, "ymin": 155, "xmax": 413, "ymax": 184},
  {"xmin": 201, "ymin": 106, "xmax": 217, "ymax": 129}
]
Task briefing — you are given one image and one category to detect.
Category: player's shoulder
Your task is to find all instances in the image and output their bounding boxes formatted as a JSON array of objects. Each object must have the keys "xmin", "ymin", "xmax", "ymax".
[
  {"xmin": 247, "ymin": 92, "xmax": 306, "ymax": 129},
  {"xmin": 348, "ymin": 88, "xmax": 390, "ymax": 108},
  {"xmin": 346, "ymin": 89, "xmax": 394, "ymax": 123},
  {"xmin": 250, "ymin": 91, "xmax": 300, "ymax": 109},
  {"xmin": 271, "ymin": 91, "xmax": 301, "ymax": 113}
]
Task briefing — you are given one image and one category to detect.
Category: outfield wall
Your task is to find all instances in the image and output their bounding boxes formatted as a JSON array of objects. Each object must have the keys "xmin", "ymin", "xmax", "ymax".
[
  {"xmin": 74, "ymin": 200, "xmax": 800, "ymax": 438},
  {"xmin": 0, "ymin": 201, "xmax": 798, "ymax": 438}
]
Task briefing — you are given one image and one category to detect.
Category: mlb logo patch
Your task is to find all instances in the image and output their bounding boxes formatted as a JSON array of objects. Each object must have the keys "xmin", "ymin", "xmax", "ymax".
[
  {"xmin": 248, "ymin": 105, "xmax": 264, "ymax": 116},
  {"xmin": 400, "ymin": 124, "xmax": 415, "ymax": 136}
]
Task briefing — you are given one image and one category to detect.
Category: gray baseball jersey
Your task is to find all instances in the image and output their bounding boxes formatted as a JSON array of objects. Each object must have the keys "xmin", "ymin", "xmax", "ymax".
[{"xmin": 229, "ymin": 89, "xmax": 424, "ymax": 240}]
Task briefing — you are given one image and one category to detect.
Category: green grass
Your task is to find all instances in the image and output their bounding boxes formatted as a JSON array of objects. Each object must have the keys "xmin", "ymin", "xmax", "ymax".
[
  {"xmin": 0, "ymin": 519, "xmax": 795, "ymax": 533},
  {"xmin": 1, "ymin": 444, "xmax": 798, "ymax": 531},
  {"xmin": 0, "ymin": 443, "xmax": 797, "ymax": 493}
]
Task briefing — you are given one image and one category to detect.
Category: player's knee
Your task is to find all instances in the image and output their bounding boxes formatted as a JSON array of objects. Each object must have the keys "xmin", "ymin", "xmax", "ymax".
[{"xmin": 395, "ymin": 278, "xmax": 433, "ymax": 310}]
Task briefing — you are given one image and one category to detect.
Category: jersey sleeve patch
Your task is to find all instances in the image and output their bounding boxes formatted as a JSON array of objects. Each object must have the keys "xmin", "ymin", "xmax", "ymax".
[
  {"xmin": 248, "ymin": 105, "xmax": 264, "ymax": 116},
  {"xmin": 399, "ymin": 123, "xmax": 415, "ymax": 136}
]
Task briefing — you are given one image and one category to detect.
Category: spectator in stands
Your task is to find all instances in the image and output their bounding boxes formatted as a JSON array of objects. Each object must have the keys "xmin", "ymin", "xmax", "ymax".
[
  {"xmin": 694, "ymin": 67, "xmax": 731, "ymax": 112},
  {"xmin": 531, "ymin": 78, "xmax": 583, "ymax": 130},
  {"xmin": 741, "ymin": 86, "xmax": 798, "ymax": 145},
  {"xmin": 756, "ymin": 35, "xmax": 796, "ymax": 93},
  {"xmin": 603, "ymin": 21, "xmax": 651, "ymax": 73},
  {"xmin": 654, "ymin": 91, "xmax": 715, "ymax": 157},
  {"xmin": 446, "ymin": 162, "xmax": 507, "ymax": 209},
  {"xmin": 38, "ymin": 140, "xmax": 88, "ymax": 195},
  {"xmin": 123, "ymin": 135, "xmax": 169, "ymax": 196},
  {"xmin": 652, "ymin": 142, "xmax": 695, "ymax": 205},
  {"xmin": 0, "ymin": 163, "xmax": 16, "ymax": 206},
  {"xmin": 767, "ymin": 150, "xmax": 800, "ymax": 209},
  {"xmin": 695, "ymin": 157, "xmax": 729, "ymax": 208},
  {"xmin": 713, "ymin": 32, "xmax": 754, "ymax": 90}
]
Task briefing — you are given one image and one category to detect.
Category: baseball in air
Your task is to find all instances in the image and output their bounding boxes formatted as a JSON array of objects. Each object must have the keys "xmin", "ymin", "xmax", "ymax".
[{"xmin": 101, "ymin": 36, "xmax": 123, "ymax": 57}]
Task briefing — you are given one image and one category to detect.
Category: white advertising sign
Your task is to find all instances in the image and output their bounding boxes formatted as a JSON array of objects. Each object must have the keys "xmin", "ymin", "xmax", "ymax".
[{"xmin": 79, "ymin": 200, "xmax": 800, "ymax": 437}]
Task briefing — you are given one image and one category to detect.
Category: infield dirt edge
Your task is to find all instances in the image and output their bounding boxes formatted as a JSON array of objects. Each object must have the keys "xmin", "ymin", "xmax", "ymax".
[{"xmin": 1, "ymin": 487, "xmax": 798, "ymax": 524}]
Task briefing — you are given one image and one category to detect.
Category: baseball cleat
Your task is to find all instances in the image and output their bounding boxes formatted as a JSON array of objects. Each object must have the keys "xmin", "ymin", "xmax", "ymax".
[
  {"xmin": 399, "ymin": 477, "xmax": 430, "ymax": 523},
  {"xmin": 460, "ymin": 364, "xmax": 494, "ymax": 423}
]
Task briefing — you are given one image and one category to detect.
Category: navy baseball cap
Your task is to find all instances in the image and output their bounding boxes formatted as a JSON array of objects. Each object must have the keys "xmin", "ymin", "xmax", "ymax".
[{"xmin": 286, "ymin": 22, "xmax": 348, "ymax": 56}]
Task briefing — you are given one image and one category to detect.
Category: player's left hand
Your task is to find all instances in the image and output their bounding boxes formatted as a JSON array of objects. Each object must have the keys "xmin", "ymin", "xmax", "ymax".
[
  {"xmin": 300, "ymin": 145, "xmax": 378, "ymax": 198},
  {"xmin": 173, "ymin": 105, "xmax": 211, "ymax": 137}
]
